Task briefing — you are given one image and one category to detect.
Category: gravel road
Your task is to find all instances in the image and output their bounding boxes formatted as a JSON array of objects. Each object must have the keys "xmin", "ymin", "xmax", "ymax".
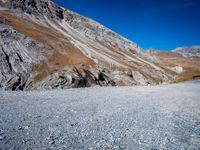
[{"xmin": 0, "ymin": 81, "xmax": 200, "ymax": 149}]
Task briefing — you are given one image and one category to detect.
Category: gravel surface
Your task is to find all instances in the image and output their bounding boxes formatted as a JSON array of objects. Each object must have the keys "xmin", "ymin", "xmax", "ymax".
[{"xmin": 0, "ymin": 81, "xmax": 200, "ymax": 149}]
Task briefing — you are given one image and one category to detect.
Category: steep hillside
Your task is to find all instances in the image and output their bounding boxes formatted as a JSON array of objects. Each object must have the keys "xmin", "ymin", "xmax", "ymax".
[
  {"xmin": 147, "ymin": 49, "xmax": 200, "ymax": 82},
  {"xmin": 173, "ymin": 46, "xmax": 200, "ymax": 58},
  {"xmin": 0, "ymin": 0, "xmax": 189, "ymax": 90}
]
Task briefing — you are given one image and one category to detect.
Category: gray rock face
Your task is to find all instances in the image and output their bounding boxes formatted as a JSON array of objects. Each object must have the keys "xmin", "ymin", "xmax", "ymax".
[
  {"xmin": 0, "ymin": 0, "xmax": 64, "ymax": 19},
  {"xmin": 0, "ymin": 0, "xmax": 174, "ymax": 90},
  {"xmin": 173, "ymin": 46, "xmax": 200, "ymax": 57},
  {"xmin": 36, "ymin": 70, "xmax": 116, "ymax": 90},
  {"xmin": 0, "ymin": 17, "xmax": 50, "ymax": 90},
  {"xmin": 1, "ymin": 0, "xmax": 140, "ymax": 54}
]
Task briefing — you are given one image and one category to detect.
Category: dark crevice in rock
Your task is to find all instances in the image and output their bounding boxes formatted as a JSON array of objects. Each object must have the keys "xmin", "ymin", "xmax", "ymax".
[
  {"xmin": 16, "ymin": 53, "xmax": 23, "ymax": 62},
  {"xmin": 56, "ymin": 8, "xmax": 64, "ymax": 20},
  {"xmin": 72, "ymin": 68, "xmax": 115, "ymax": 88},
  {"xmin": 10, "ymin": 74, "xmax": 27, "ymax": 91},
  {"xmin": 98, "ymin": 72, "xmax": 116, "ymax": 86},
  {"xmin": 84, "ymin": 70, "xmax": 99, "ymax": 86},
  {"xmin": 77, "ymin": 78, "xmax": 87, "ymax": 88},
  {"xmin": 1, "ymin": 47, "xmax": 13, "ymax": 71},
  {"xmin": 19, "ymin": 74, "xmax": 29, "ymax": 91},
  {"xmin": 73, "ymin": 68, "xmax": 87, "ymax": 88},
  {"xmin": 72, "ymin": 78, "xmax": 75, "ymax": 84},
  {"xmin": 11, "ymin": 76, "xmax": 21, "ymax": 91},
  {"xmin": 7, "ymin": 77, "xmax": 14, "ymax": 84}
]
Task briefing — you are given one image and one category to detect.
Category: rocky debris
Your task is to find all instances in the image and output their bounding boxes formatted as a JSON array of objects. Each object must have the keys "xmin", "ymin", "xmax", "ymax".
[
  {"xmin": 0, "ymin": 129, "xmax": 5, "ymax": 141},
  {"xmin": 173, "ymin": 46, "xmax": 200, "ymax": 57},
  {"xmin": 171, "ymin": 66, "xmax": 183, "ymax": 74},
  {"xmin": 0, "ymin": 81, "xmax": 200, "ymax": 149}
]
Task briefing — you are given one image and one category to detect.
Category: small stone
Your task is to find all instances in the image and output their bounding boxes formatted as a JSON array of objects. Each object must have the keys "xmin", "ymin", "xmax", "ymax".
[
  {"xmin": 71, "ymin": 122, "xmax": 78, "ymax": 127},
  {"xmin": 49, "ymin": 140, "xmax": 55, "ymax": 145},
  {"xmin": 0, "ymin": 129, "xmax": 4, "ymax": 135},
  {"xmin": 0, "ymin": 135, "xmax": 6, "ymax": 140},
  {"xmin": 0, "ymin": 136, "xmax": 3, "ymax": 140}
]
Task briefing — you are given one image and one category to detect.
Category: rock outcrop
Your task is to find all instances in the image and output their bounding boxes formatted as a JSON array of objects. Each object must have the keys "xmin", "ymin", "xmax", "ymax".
[{"xmin": 0, "ymin": 0, "xmax": 193, "ymax": 90}]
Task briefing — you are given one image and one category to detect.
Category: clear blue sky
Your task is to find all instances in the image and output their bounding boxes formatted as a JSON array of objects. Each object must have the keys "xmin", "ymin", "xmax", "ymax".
[{"xmin": 53, "ymin": 0, "xmax": 200, "ymax": 50}]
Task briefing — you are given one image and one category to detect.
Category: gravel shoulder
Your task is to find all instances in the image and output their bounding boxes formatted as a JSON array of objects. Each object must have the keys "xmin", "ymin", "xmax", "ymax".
[{"xmin": 0, "ymin": 81, "xmax": 200, "ymax": 149}]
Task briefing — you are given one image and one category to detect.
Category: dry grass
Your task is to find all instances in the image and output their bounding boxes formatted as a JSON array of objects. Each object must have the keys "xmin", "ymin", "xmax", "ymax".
[
  {"xmin": 116, "ymin": 80, "xmax": 126, "ymax": 86},
  {"xmin": 0, "ymin": 11, "xmax": 94, "ymax": 83},
  {"xmin": 149, "ymin": 50, "xmax": 200, "ymax": 83},
  {"xmin": 1, "ymin": 10, "xmax": 198, "ymax": 85}
]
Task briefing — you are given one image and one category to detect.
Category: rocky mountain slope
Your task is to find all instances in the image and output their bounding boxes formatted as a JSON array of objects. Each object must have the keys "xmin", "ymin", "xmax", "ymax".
[
  {"xmin": 173, "ymin": 46, "xmax": 200, "ymax": 58},
  {"xmin": 0, "ymin": 0, "xmax": 199, "ymax": 90},
  {"xmin": 147, "ymin": 48, "xmax": 200, "ymax": 82}
]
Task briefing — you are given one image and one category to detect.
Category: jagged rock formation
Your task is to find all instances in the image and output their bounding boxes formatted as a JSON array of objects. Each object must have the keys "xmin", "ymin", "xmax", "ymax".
[
  {"xmin": 0, "ymin": 0, "xmax": 198, "ymax": 90},
  {"xmin": 173, "ymin": 46, "xmax": 200, "ymax": 58}
]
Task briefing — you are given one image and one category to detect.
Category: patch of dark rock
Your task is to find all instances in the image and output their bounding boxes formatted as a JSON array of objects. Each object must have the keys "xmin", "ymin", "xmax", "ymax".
[
  {"xmin": 72, "ymin": 68, "xmax": 115, "ymax": 88},
  {"xmin": 56, "ymin": 9, "xmax": 64, "ymax": 20},
  {"xmin": 193, "ymin": 75, "xmax": 200, "ymax": 80},
  {"xmin": 102, "ymin": 68, "xmax": 110, "ymax": 73},
  {"xmin": 59, "ymin": 75, "xmax": 65, "ymax": 80},
  {"xmin": 1, "ymin": 29, "xmax": 11, "ymax": 37},
  {"xmin": 11, "ymin": 0, "xmax": 26, "ymax": 10},
  {"xmin": 98, "ymin": 72, "xmax": 116, "ymax": 86},
  {"xmin": 16, "ymin": 53, "xmax": 23, "ymax": 62},
  {"xmin": 11, "ymin": 77, "xmax": 22, "ymax": 91},
  {"xmin": 1, "ymin": 47, "xmax": 13, "ymax": 71},
  {"xmin": 26, "ymin": 0, "xmax": 37, "ymax": 8},
  {"xmin": 0, "ymin": 18, "xmax": 11, "ymax": 25},
  {"xmin": 77, "ymin": 78, "xmax": 87, "ymax": 88},
  {"xmin": 127, "ymin": 70, "xmax": 133, "ymax": 78},
  {"xmin": 72, "ymin": 77, "xmax": 75, "ymax": 84},
  {"xmin": 84, "ymin": 70, "xmax": 99, "ymax": 86},
  {"xmin": 59, "ymin": 79, "xmax": 67, "ymax": 86},
  {"xmin": 25, "ymin": 40, "xmax": 37, "ymax": 48},
  {"xmin": 70, "ymin": 122, "xmax": 78, "ymax": 127}
]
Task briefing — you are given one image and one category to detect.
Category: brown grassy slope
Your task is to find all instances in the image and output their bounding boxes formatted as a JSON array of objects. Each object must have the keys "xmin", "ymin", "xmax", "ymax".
[
  {"xmin": 0, "ymin": 10, "xmax": 94, "ymax": 83},
  {"xmin": 0, "ymin": 10, "xmax": 182, "ymax": 85},
  {"xmin": 147, "ymin": 50, "xmax": 200, "ymax": 82}
]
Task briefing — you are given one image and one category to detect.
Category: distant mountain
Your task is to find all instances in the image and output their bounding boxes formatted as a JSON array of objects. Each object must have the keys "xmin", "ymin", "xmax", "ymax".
[
  {"xmin": 173, "ymin": 46, "xmax": 200, "ymax": 57},
  {"xmin": 147, "ymin": 48, "xmax": 200, "ymax": 82},
  {"xmin": 0, "ymin": 0, "xmax": 199, "ymax": 90}
]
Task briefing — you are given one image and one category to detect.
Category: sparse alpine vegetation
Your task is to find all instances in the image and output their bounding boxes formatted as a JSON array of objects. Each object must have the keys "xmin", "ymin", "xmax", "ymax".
[{"xmin": 0, "ymin": 0, "xmax": 200, "ymax": 90}]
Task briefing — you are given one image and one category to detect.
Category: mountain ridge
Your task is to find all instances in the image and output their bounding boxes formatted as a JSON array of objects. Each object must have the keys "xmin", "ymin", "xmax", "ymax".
[
  {"xmin": 0, "ymin": 0, "xmax": 199, "ymax": 90},
  {"xmin": 173, "ymin": 46, "xmax": 200, "ymax": 58}
]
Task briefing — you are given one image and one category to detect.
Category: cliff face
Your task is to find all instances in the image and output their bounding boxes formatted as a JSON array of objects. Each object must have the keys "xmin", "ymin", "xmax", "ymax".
[{"xmin": 0, "ymin": 0, "xmax": 193, "ymax": 90}]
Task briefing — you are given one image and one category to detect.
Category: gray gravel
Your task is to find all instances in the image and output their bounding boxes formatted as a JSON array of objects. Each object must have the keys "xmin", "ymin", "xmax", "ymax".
[{"xmin": 0, "ymin": 81, "xmax": 200, "ymax": 149}]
